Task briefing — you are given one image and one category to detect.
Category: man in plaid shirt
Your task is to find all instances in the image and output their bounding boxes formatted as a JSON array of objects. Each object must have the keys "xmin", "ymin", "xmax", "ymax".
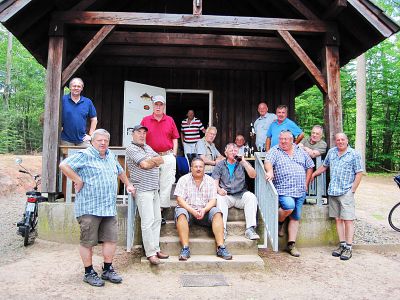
[
  {"xmin": 312, "ymin": 133, "xmax": 363, "ymax": 261},
  {"xmin": 60, "ymin": 129, "xmax": 135, "ymax": 287},
  {"xmin": 264, "ymin": 130, "xmax": 314, "ymax": 257}
]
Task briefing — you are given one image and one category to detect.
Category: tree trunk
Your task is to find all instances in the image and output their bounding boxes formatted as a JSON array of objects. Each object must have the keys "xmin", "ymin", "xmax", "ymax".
[
  {"xmin": 355, "ymin": 53, "xmax": 366, "ymax": 172},
  {"xmin": 3, "ymin": 31, "xmax": 12, "ymax": 110}
]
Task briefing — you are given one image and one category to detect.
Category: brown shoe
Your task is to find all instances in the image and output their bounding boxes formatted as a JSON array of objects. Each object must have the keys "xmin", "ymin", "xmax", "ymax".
[
  {"xmin": 147, "ymin": 255, "xmax": 161, "ymax": 265},
  {"xmin": 157, "ymin": 251, "xmax": 169, "ymax": 259}
]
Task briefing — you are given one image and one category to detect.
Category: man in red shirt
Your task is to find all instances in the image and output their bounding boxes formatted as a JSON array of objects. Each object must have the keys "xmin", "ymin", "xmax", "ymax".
[{"xmin": 141, "ymin": 95, "xmax": 180, "ymax": 224}]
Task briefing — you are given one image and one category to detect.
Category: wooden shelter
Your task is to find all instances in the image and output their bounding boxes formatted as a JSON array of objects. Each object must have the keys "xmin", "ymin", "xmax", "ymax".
[{"xmin": 0, "ymin": 0, "xmax": 398, "ymax": 196}]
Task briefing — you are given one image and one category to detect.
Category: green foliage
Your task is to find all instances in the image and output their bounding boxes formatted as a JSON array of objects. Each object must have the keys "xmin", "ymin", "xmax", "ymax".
[
  {"xmin": 296, "ymin": 0, "xmax": 400, "ymax": 171},
  {"xmin": 0, "ymin": 25, "xmax": 46, "ymax": 154}
]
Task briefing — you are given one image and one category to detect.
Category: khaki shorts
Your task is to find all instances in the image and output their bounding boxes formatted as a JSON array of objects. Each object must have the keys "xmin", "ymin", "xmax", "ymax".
[
  {"xmin": 77, "ymin": 215, "xmax": 118, "ymax": 247},
  {"xmin": 329, "ymin": 190, "xmax": 356, "ymax": 220}
]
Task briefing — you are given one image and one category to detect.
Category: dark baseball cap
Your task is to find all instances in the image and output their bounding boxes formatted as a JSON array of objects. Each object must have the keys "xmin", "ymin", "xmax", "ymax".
[{"xmin": 132, "ymin": 125, "xmax": 148, "ymax": 132}]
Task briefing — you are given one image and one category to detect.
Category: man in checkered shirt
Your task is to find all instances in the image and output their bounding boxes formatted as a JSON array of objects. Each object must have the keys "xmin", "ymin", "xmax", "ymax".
[
  {"xmin": 264, "ymin": 130, "xmax": 314, "ymax": 257},
  {"xmin": 312, "ymin": 133, "xmax": 363, "ymax": 261}
]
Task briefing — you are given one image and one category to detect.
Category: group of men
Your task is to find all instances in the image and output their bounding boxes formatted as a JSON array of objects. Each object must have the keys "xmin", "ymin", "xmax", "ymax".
[{"xmin": 59, "ymin": 78, "xmax": 363, "ymax": 288}]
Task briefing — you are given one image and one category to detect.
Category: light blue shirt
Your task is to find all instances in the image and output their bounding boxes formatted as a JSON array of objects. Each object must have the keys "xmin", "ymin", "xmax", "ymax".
[
  {"xmin": 265, "ymin": 144, "xmax": 314, "ymax": 197},
  {"xmin": 254, "ymin": 113, "xmax": 277, "ymax": 148},
  {"xmin": 323, "ymin": 146, "xmax": 363, "ymax": 196},
  {"xmin": 63, "ymin": 146, "xmax": 123, "ymax": 218},
  {"xmin": 267, "ymin": 118, "xmax": 303, "ymax": 148}
]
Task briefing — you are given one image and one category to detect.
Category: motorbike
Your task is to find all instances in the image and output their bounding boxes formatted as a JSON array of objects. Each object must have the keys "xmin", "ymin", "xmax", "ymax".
[{"xmin": 15, "ymin": 158, "xmax": 48, "ymax": 246}]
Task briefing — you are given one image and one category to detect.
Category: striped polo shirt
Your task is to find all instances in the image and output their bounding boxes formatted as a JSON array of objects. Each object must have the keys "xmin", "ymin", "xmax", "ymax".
[
  {"xmin": 126, "ymin": 142, "xmax": 160, "ymax": 193},
  {"xmin": 181, "ymin": 117, "xmax": 204, "ymax": 144}
]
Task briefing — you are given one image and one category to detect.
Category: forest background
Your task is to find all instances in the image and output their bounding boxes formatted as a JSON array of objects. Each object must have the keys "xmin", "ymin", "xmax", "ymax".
[{"xmin": 0, "ymin": 0, "xmax": 399, "ymax": 172}]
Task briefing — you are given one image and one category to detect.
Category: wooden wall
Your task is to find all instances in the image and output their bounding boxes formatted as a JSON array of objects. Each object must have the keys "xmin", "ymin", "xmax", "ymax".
[{"xmin": 80, "ymin": 66, "xmax": 295, "ymax": 152}]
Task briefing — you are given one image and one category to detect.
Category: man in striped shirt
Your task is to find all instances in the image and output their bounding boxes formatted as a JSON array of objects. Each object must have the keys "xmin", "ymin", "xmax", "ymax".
[
  {"xmin": 180, "ymin": 110, "xmax": 206, "ymax": 161},
  {"xmin": 126, "ymin": 124, "xmax": 169, "ymax": 265},
  {"xmin": 60, "ymin": 129, "xmax": 135, "ymax": 287}
]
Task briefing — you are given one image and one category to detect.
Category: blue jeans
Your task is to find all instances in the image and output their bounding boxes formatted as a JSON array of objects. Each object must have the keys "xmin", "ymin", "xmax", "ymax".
[{"xmin": 278, "ymin": 194, "xmax": 306, "ymax": 220}]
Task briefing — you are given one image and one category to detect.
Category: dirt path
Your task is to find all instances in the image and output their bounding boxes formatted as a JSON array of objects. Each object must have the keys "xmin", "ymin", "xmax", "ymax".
[{"xmin": 1, "ymin": 155, "xmax": 400, "ymax": 299}]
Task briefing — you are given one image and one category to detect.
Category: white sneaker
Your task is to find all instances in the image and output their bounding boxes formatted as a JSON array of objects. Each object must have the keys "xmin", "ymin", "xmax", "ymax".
[{"xmin": 245, "ymin": 227, "xmax": 260, "ymax": 240}]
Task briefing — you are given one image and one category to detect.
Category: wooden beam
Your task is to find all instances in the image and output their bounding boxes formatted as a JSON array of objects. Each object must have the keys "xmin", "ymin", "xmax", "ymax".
[
  {"xmin": 69, "ymin": 0, "xmax": 97, "ymax": 11},
  {"xmin": 98, "ymin": 45, "xmax": 294, "ymax": 63},
  {"xmin": 286, "ymin": 67, "xmax": 305, "ymax": 81},
  {"xmin": 0, "ymin": 0, "xmax": 31, "ymax": 22},
  {"xmin": 277, "ymin": 30, "xmax": 327, "ymax": 93},
  {"xmin": 73, "ymin": 31, "xmax": 290, "ymax": 49},
  {"xmin": 193, "ymin": 0, "xmax": 202, "ymax": 16},
  {"xmin": 42, "ymin": 36, "xmax": 65, "ymax": 194},
  {"xmin": 347, "ymin": 0, "xmax": 393, "ymax": 37},
  {"xmin": 61, "ymin": 25, "xmax": 115, "ymax": 87},
  {"xmin": 89, "ymin": 56, "xmax": 291, "ymax": 71},
  {"xmin": 322, "ymin": 45, "xmax": 342, "ymax": 147},
  {"xmin": 286, "ymin": 0, "xmax": 320, "ymax": 20},
  {"xmin": 323, "ymin": 0, "xmax": 347, "ymax": 20},
  {"xmin": 52, "ymin": 11, "xmax": 337, "ymax": 33}
]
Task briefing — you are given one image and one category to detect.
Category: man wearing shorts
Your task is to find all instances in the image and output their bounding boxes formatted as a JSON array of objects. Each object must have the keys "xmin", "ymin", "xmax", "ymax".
[
  {"xmin": 174, "ymin": 158, "xmax": 232, "ymax": 261},
  {"xmin": 60, "ymin": 129, "xmax": 135, "ymax": 287},
  {"xmin": 312, "ymin": 132, "xmax": 363, "ymax": 260},
  {"xmin": 264, "ymin": 130, "xmax": 314, "ymax": 257}
]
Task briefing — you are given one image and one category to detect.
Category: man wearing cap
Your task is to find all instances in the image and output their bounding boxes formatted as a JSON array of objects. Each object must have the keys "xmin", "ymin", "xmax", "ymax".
[
  {"xmin": 141, "ymin": 95, "xmax": 180, "ymax": 224},
  {"xmin": 126, "ymin": 125, "xmax": 169, "ymax": 265}
]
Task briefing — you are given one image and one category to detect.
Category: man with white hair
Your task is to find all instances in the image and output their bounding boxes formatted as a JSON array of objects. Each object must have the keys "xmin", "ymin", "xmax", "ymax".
[
  {"xmin": 60, "ymin": 129, "xmax": 135, "ymax": 287},
  {"xmin": 299, "ymin": 125, "xmax": 327, "ymax": 158},
  {"xmin": 311, "ymin": 133, "xmax": 363, "ymax": 260},
  {"xmin": 264, "ymin": 130, "xmax": 314, "ymax": 257}
]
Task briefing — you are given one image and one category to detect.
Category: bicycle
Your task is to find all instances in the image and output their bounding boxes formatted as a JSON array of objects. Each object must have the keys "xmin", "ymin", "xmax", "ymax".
[
  {"xmin": 15, "ymin": 158, "xmax": 48, "ymax": 246},
  {"xmin": 388, "ymin": 174, "xmax": 400, "ymax": 232}
]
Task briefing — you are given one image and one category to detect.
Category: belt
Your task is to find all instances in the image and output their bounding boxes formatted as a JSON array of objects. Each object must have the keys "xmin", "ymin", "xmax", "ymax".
[{"xmin": 157, "ymin": 149, "xmax": 173, "ymax": 156}]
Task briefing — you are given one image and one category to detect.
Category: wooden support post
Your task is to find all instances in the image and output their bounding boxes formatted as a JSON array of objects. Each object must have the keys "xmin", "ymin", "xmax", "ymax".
[
  {"xmin": 322, "ymin": 44, "xmax": 342, "ymax": 147},
  {"xmin": 42, "ymin": 36, "xmax": 65, "ymax": 194}
]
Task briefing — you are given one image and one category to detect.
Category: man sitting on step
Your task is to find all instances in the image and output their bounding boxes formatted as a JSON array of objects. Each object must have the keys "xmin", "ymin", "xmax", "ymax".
[
  {"xmin": 174, "ymin": 157, "xmax": 232, "ymax": 261},
  {"xmin": 213, "ymin": 143, "xmax": 260, "ymax": 241}
]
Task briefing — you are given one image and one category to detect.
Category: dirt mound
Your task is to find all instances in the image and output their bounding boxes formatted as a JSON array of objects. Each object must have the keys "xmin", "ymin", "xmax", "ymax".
[{"xmin": 0, "ymin": 155, "xmax": 42, "ymax": 197}]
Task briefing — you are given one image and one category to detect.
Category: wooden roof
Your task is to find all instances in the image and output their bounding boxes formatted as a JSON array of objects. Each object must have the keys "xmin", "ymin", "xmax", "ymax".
[{"xmin": 0, "ymin": 0, "xmax": 398, "ymax": 95}]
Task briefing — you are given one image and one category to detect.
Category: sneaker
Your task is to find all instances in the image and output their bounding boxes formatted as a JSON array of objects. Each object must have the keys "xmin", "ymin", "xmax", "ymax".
[
  {"xmin": 287, "ymin": 245, "xmax": 301, "ymax": 257},
  {"xmin": 332, "ymin": 244, "xmax": 346, "ymax": 257},
  {"xmin": 179, "ymin": 246, "xmax": 190, "ymax": 261},
  {"xmin": 245, "ymin": 227, "xmax": 260, "ymax": 240},
  {"xmin": 216, "ymin": 245, "xmax": 233, "ymax": 260},
  {"xmin": 340, "ymin": 248, "xmax": 352, "ymax": 261},
  {"xmin": 161, "ymin": 218, "xmax": 167, "ymax": 226},
  {"xmin": 83, "ymin": 270, "xmax": 105, "ymax": 287},
  {"xmin": 101, "ymin": 266, "xmax": 122, "ymax": 283}
]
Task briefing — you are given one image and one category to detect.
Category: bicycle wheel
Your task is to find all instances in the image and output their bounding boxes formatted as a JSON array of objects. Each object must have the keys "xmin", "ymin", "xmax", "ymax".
[
  {"xmin": 388, "ymin": 202, "xmax": 400, "ymax": 232},
  {"xmin": 23, "ymin": 225, "xmax": 30, "ymax": 246}
]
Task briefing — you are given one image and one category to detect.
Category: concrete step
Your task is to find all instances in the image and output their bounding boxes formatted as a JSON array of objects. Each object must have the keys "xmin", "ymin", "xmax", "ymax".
[
  {"xmin": 159, "ymin": 235, "xmax": 258, "ymax": 255},
  {"xmin": 160, "ymin": 220, "xmax": 247, "ymax": 238},
  {"xmin": 163, "ymin": 205, "xmax": 246, "ymax": 222},
  {"xmin": 140, "ymin": 254, "xmax": 264, "ymax": 271}
]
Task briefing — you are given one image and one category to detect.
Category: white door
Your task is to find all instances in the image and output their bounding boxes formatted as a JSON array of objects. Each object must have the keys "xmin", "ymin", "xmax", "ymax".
[{"xmin": 123, "ymin": 81, "xmax": 166, "ymax": 147}]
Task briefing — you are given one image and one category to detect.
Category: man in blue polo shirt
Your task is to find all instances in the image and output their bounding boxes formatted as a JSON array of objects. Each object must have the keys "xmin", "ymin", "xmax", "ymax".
[
  {"xmin": 265, "ymin": 105, "xmax": 304, "ymax": 151},
  {"xmin": 61, "ymin": 78, "xmax": 97, "ymax": 146}
]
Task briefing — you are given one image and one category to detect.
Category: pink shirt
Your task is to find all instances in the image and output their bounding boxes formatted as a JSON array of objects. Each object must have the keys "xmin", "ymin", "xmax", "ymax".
[{"xmin": 141, "ymin": 114, "xmax": 180, "ymax": 152}]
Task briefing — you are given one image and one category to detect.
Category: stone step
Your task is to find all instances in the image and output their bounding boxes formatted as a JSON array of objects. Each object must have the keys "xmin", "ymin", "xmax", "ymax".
[
  {"xmin": 163, "ymin": 205, "xmax": 246, "ymax": 222},
  {"xmin": 140, "ymin": 254, "xmax": 264, "ymax": 271},
  {"xmin": 159, "ymin": 235, "xmax": 258, "ymax": 255},
  {"xmin": 160, "ymin": 220, "xmax": 248, "ymax": 238}
]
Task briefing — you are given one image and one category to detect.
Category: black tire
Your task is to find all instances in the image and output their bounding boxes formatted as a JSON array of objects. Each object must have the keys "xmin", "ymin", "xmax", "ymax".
[
  {"xmin": 388, "ymin": 202, "xmax": 400, "ymax": 232},
  {"xmin": 23, "ymin": 225, "xmax": 30, "ymax": 246}
]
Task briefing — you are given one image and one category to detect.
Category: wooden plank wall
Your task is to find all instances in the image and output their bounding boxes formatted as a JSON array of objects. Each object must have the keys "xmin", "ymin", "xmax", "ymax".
[{"xmin": 80, "ymin": 66, "xmax": 294, "ymax": 151}]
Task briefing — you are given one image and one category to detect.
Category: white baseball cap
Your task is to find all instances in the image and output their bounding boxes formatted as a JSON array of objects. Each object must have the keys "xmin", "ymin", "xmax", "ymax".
[{"xmin": 152, "ymin": 95, "xmax": 165, "ymax": 104}]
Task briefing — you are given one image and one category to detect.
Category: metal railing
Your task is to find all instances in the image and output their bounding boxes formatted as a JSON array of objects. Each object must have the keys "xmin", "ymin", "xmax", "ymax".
[
  {"xmin": 126, "ymin": 192, "xmax": 137, "ymax": 252},
  {"xmin": 306, "ymin": 156, "xmax": 326, "ymax": 206},
  {"xmin": 254, "ymin": 152, "xmax": 279, "ymax": 252}
]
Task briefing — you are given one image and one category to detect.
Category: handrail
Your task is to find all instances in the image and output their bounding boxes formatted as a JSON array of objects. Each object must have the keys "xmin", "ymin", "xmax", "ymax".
[
  {"xmin": 306, "ymin": 156, "xmax": 326, "ymax": 206},
  {"xmin": 126, "ymin": 192, "xmax": 137, "ymax": 252},
  {"xmin": 254, "ymin": 152, "xmax": 279, "ymax": 252}
]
